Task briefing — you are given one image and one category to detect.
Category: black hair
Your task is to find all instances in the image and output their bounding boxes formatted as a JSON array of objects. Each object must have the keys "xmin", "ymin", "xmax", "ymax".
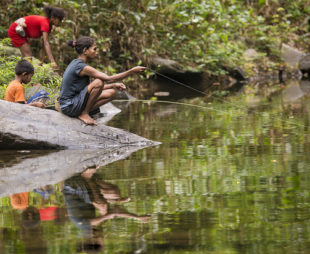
[
  {"xmin": 43, "ymin": 6, "xmax": 66, "ymax": 20},
  {"xmin": 67, "ymin": 36, "xmax": 95, "ymax": 55},
  {"xmin": 22, "ymin": 206, "xmax": 41, "ymax": 229},
  {"xmin": 15, "ymin": 60, "xmax": 34, "ymax": 75}
]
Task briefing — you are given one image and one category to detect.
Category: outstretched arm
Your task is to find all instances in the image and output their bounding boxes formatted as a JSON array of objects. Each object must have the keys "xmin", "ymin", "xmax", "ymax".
[
  {"xmin": 42, "ymin": 32, "xmax": 57, "ymax": 68},
  {"xmin": 79, "ymin": 66, "xmax": 145, "ymax": 82},
  {"xmin": 89, "ymin": 209, "xmax": 151, "ymax": 227}
]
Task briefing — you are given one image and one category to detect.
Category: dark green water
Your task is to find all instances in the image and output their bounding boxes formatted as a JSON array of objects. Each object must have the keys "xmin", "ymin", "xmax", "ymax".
[{"xmin": 2, "ymin": 80, "xmax": 310, "ymax": 253}]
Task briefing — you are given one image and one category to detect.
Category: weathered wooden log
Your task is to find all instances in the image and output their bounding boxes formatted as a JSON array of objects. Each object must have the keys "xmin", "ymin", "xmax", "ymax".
[
  {"xmin": 0, "ymin": 99, "xmax": 159, "ymax": 149},
  {"xmin": 0, "ymin": 147, "xmax": 146, "ymax": 197}
]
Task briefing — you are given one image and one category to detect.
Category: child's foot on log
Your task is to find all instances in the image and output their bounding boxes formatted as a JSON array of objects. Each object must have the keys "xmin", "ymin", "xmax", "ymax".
[{"xmin": 79, "ymin": 113, "xmax": 97, "ymax": 125}]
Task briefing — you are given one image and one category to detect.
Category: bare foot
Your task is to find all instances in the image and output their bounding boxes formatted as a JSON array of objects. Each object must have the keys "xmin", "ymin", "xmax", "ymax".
[
  {"xmin": 79, "ymin": 113, "xmax": 97, "ymax": 125},
  {"xmin": 81, "ymin": 167, "xmax": 97, "ymax": 179}
]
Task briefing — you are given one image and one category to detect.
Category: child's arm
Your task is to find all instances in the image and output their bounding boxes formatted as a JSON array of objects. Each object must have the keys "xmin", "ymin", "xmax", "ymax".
[
  {"xmin": 15, "ymin": 100, "xmax": 44, "ymax": 108},
  {"xmin": 42, "ymin": 32, "xmax": 57, "ymax": 69},
  {"xmin": 103, "ymin": 83, "xmax": 126, "ymax": 91},
  {"xmin": 79, "ymin": 66, "xmax": 145, "ymax": 83},
  {"xmin": 28, "ymin": 101, "xmax": 45, "ymax": 108}
]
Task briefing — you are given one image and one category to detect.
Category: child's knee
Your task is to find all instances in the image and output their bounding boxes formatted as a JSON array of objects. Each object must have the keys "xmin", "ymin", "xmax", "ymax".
[
  {"xmin": 110, "ymin": 88, "xmax": 117, "ymax": 98},
  {"xmin": 93, "ymin": 79, "xmax": 104, "ymax": 89}
]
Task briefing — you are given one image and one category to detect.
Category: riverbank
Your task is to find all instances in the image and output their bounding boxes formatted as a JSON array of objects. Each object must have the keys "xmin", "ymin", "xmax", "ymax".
[
  {"xmin": 1, "ymin": 1, "xmax": 310, "ymax": 79},
  {"xmin": 0, "ymin": 39, "xmax": 308, "ymax": 104}
]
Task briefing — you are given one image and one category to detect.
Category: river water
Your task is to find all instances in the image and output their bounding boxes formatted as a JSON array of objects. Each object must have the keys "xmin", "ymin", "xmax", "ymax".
[{"xmin": 1, "ymin": 79, "xmax": 310, "ymax": 253}]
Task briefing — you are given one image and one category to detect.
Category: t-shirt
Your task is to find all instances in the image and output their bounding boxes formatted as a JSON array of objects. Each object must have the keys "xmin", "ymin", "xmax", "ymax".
[
  {"xmin": 10, "ymin": 192, "xmax": 29, "ymax": 210},
  {"xmin": 24, "ymin": 15, "xmax": 51, "ymax": 38},
  {"xmin": 4, "ymin": 80, "xmax": 26, "ymax": 103},
  {"xmin": 39, "ymin": 206, "xmax": 58, "ymax": 221},
  {"xmin": 59, "ymin": 59, "xmax": 90, "ymax": 108}
]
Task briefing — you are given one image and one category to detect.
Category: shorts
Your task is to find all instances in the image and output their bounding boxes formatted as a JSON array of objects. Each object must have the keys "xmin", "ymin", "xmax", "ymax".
[
  {"xmin": 8, "ymin": 22, "xmax": 28, "ymax": 47},
  {"xmin": 60, "ymin": 86, "xmax": 89, "ymax": 117}
]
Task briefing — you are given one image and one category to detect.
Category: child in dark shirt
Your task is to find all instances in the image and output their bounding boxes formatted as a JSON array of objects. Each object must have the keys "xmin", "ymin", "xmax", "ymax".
[{"xmin": 59, "ymin": 36, "xmax": 145, "ymax": 125}]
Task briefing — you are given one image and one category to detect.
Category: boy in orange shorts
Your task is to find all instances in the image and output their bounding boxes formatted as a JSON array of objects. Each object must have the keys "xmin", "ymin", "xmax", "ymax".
[{"xmin": 4, "ymin": 60, "xmax": 45, "ymax": 108}]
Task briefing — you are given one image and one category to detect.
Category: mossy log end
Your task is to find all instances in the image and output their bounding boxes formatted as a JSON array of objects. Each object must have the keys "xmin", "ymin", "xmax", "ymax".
[{"xmin": 0, "ymin": 100, "xmax": 159, "ymax": 150}]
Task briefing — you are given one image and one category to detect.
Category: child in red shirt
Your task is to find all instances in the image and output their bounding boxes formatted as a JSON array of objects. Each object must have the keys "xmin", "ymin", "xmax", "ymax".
[{"xmin": 8, "ymin": 6, "xmax": 66, "ymax": 69}]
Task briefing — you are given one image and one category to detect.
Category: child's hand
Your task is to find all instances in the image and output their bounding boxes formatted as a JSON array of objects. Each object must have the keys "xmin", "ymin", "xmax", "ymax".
[
  {"xmin": 131, "ymin": 66, "xmax": 146, "ymax": 74},
  {"xmin": 114, "ymin": 83, "xmax": 126, "ymax": 91},
  {"xmin": 29, "ymin": 102, "xmax": 45, "ymax": 108},
  {"xmin": 51, "ymin": 62, "xmax": 58, "ymax": 70}
]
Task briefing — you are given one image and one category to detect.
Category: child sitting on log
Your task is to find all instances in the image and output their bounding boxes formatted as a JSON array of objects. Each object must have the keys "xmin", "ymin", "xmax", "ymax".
[
  {"xmin": 4, "ymin": 59, "xmax": 45, "ymax": 108},
  {"xmin": 59, "ymin": 36, "xmax": 146, "ymax": 125}
]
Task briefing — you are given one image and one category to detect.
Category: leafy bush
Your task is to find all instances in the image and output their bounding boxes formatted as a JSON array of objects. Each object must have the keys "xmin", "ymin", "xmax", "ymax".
[
  {"xmin": 0, "ymin": 40, "xmax": 61, "ymax": 105},
  {"xmin": 0, "ymin": 0, "xmax": 310, "ymax": 77}
]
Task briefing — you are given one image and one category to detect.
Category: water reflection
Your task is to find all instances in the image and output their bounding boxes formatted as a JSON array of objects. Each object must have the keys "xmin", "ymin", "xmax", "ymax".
[
  {"xmin": 4, "ymin": 79, "xmax": 310, "ymax": 253},
  {"xmin": 2, "ymin": 184, "xmax": 65, "ymax": 254},
  {"xmin": 63, "ymin": 167, "xmax": 150, "ymax": 252},
  {"xmin": 0, "ymin": 147, "xmax": 148, "ymax": 197}
]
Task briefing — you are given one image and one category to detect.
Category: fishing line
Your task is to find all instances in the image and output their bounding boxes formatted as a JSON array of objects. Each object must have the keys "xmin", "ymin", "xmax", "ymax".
[
  {"xmin": 145, "ymin": 68, "xmax": 308, "ymax": 129},
  {"xmin": 147, "ymin": 68, "xmax": 209, "ymax": 97},
  {"xmin": 115, "ymin": 99, "xmax": 229, "ymax": 115},
  {"xmin": 114, "ymin": 98, "xmax": 308, "ymax": 129},
  {"xmin": 76, "ymin": 8, "xmax": 302, "ymax": 127},
  {"xmin": 147, "ymin": 67, "xmax": 248, "ymax": 111}
]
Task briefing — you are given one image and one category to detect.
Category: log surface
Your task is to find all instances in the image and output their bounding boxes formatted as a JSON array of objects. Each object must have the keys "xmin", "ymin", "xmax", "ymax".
[{"xmin": 0, "ymin": 100, "xmax": 159, "ymax": 149}]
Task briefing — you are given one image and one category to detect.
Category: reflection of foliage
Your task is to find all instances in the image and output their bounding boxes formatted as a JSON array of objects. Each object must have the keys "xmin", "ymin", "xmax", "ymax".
[
  {"xmin": 1, "ymin": 92, "xmax": 310, "ymax": 252},
  {"xmin": 101, "ymin": 92, "xmax": 310, "ymax": 252}
]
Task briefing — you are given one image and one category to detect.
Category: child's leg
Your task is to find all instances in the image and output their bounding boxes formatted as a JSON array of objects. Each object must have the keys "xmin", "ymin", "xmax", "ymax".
[
  {"xmin": 19, "ymin": 42, "xmax": 32, "ymax": 58},
  {"xmin": 79, "ymin": 79, "xmax": 104, "ymax": 125},
  {"xmin": 90, "ymin": 88, "xmax": 117, "ymax": 110}
]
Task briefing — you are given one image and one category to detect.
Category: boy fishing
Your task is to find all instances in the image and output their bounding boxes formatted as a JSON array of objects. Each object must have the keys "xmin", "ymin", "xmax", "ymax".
[{"xmin": 59, "ymin": 36, "xmax": 145, "ymax": 125}]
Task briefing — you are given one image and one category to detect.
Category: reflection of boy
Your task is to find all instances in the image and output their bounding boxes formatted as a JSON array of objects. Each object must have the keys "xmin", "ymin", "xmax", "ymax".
[
  {"xmin": 10, "ymin": 192, "xmax": 41, "ymax": 230},
  {"xmin": 4, "ymin": 60, "xmax": 45, "ymax": 108},
  {"xmin": 22, "ymin": 206, "xmax": 41, "ymax": 230},
  {"xmin": 10, "ymin": 188, "xmax": 60, "ymax": 224},
  {"xmin": 10, "ymin": 192, "xmax": 29, "ymax": 210}
]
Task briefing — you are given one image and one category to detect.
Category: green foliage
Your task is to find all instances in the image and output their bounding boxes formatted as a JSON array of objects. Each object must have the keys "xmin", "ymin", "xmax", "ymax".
[
  {"xmin": 0, "ymin": 40, "xmax": 61, "ymax": 104},
  {"xmin": 0, "ymin": 0, "xmax": 309, "ymax": 77}
]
